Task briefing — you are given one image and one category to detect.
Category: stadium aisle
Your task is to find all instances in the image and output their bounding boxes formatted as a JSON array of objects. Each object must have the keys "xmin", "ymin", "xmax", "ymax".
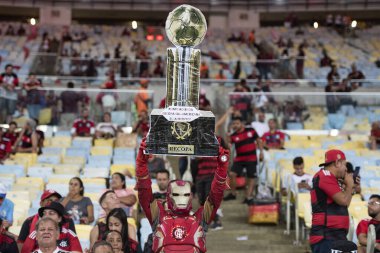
[{"xmin": 206, "ymin": 190, "xmax": 309, "ymax": 253}]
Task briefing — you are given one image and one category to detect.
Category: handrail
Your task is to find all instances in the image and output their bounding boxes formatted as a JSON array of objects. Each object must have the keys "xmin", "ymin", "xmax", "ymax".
[{"xmin": 366, "ymin": 224, "xmax": 376, "ymax": 253}]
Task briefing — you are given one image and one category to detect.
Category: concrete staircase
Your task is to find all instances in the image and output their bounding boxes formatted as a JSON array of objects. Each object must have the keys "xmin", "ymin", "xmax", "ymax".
[{"xmin": 205, "ymin": 191, "xmax": 310, "ymax": 253}]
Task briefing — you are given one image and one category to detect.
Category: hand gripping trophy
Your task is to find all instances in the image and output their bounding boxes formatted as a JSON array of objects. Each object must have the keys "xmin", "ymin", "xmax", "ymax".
[
  {"xmin": 136, "ymin": 5, "xmax": 230, "ymax": 253},
  {"xmin": 145, "ymin": 4, "xmax": 218, "ymax": 156}
]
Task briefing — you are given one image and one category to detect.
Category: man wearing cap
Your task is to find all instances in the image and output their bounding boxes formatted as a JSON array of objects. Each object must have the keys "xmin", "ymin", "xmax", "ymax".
[
  {"xmin": 356, "ymin": 194, "xmax": 380, "ymax": 253},
  {"xmin": 310, "ymin": 149, "xmax": 354, "ymax": 253},
  {"xmin": 32, "ymin": 217, "xmax": 70, "ymax": 253},
  {"xmin": 18, "ymin": 190, "xmax": 76, "ymax": 251},
  {"xmin": 21, "ymin": 202, "xmax": 82, "ymax": 253},
  {"xmin": 0, "ymin": 183, "xmax": 14, "ymax": 229}
]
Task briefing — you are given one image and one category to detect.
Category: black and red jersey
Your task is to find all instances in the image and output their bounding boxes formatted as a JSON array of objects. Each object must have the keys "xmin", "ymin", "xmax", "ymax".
[
  {"xmin": 230, "ymin": 127, "xmax": 259, "ymax": 162},
  {"xmin": 310, "ymin": 169, "xmax": 349, "ymax": 245},
  {"xmin": 0, "ymin": 139, "xmax": 12, "ymax": 160},
  {"xmin": 356, "ymin": 218, "xmax": 380, "ymax": 244},
  {"xmin": 196, "ymin": 157, "xmax": 218, "ymax": 179},
  {"xmin": 0, "ymin": 232, "xmax": 18, "ymax": 253},
  {"xmin": 21, "ymin": 131, "xmax": 33, "ymax": 149},
  {"xmin": 3, "ymin": 132, "xmax": 18, "ymax": 146}
]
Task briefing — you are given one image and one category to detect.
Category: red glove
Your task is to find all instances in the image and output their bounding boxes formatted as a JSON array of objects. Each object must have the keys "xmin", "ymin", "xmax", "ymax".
[
  {"xmin": 216, "ymin": 146, "xmax": 229, "ymax": 179},
  {"xmin": 136, "ymin": 137, "xmax": 149, "ymax": 178}
]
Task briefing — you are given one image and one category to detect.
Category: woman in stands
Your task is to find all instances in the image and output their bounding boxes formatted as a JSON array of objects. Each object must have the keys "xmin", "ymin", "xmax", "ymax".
[
  {"xmin": 13, "ymin": 119, "xmax": 38, "ymax": 153},
  {"xmin": 104, "ymin": 230, "xmax": 126, "ymax": 253},
  {"xmin": 108, "ymin": 173, "xmax": 136, "ymax": 217},
  {"xmin": 104, "ymin": 208, "xmax": 138, "ymax": 253},
  {"xmin": 60, "ymin": 177, "xmax": 94, "ymax": 225}
]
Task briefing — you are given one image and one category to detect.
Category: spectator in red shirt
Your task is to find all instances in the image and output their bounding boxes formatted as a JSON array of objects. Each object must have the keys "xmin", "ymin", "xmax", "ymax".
[
  {"xmin": 17, "ymin": 190, "xmax": 76, "ymax": 252},
  {"xmin": 370, "ymin": 121, "xmax": 380, "ymax": 150},
  {"xmin": 356, "ymin": 194, "xmax": 380, "ymax": 253},
  {"xmin": 71, "ymin": 108, "xmax": 95, "ymax": 137},
  {"xmin": 21, "ymin": 202, "xmax": 82, "ymax": 253},
  {"xmin": 0, "ymin": 64, "xmax": 19, "ymax": 121},
  {"xmin": 0, "ymin": 128, "xmax": 12, "ymax": 163},
  {"xmin": 33, "ymin": 217, "xmax": 73, "ymax": 253},
  {"xmin": 0, "ymin": 218, "xmax": 18, "ymax": 253},
  {"xmin": 262, "ymin": 119, "xmax": 285, "ymax": 150},
  {"xmin": 224, "ymin": 117, "xmax": 263, "ymax": 204},
  {"xmin": 101, "ymin": 70, "xmax": 117, "ymax": 89},
  {"xmin": 2, "ymin": 121, "xmax": 18, "ymax": 147},
  {"xmin": 14, "ymin": 119, "xmax": 38, "ymax": 154},
  {"xmin": 310, "ymin": 149, "xmax": 354, "ymax": 253}
]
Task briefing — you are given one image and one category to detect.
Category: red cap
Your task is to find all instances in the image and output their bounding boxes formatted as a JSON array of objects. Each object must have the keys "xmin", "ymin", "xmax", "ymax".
[
  {"xmin": 40, "ymin": 189, "xmax": 62, "ymax": 202},
  {"xmin": 319, "ymin": 149, "xmax": 346, "ymax": 167}
]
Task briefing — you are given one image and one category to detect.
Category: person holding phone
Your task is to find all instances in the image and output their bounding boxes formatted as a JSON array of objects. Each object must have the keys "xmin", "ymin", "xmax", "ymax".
[
  {"xmin": 290, "ymin": 156, "xmax": 313, "ymax": 193},
  {"xmin": 310, "ymin": 149, "xmax": 353, "ymax": 253}
]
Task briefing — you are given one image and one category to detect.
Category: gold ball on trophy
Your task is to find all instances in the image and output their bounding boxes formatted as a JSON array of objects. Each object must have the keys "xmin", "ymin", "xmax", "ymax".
[{"xmin": 165, "ymin": 4, "xmax": 207, "ymax": 47}]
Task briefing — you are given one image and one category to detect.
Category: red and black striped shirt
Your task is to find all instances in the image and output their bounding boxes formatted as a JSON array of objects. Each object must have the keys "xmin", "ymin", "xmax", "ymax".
[
  {"xmin": 230, "ymin": 127, "xmax": 259, "ymax": 162},
  {"xmin": 196, "ymin": 137, "xmax": 227, "ymax": 179},
  {"xmin": 310, "ymin": 169, "xmax": 349, "ymax": 245}
]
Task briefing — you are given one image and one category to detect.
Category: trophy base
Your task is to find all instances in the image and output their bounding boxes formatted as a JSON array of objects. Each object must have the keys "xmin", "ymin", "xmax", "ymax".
[{"xmin": 146, "ymin": 109, "xmax": 218, "ymax": 156}]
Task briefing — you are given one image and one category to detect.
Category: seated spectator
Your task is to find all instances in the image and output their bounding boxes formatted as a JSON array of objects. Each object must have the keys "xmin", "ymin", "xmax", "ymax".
[
  {"xmin": 96, "ymin": 112, "xmax": 119, "ymax": 139},
  {"xmin": 90, "ymin": 191, "xmax": 122, "ymax": 247},
  {"xmin": 148, "ymin": 155, "xmax": 166, "ymax": 176},
  {"xmin": 348, "ymin": 63, "xmax": 365, "ymax": 81},
  {"xmin": 17, "ymin": 190, "xmax": 75, "ymax": 251},
  {"xmin": 134, "ymin": 79, "xmax": 151, "ymax": 114},
  {"xmin": 356, "ymin": 194, "xmax": 380, "ymax": 253},
  {"xmin": 93, "ymin": 240, "xmax": 114, "ymax": 253},
  {"xmin": 3, "ymin": 121, "xmax": 18, "ymax": 146},
  {"xmin": 0, "ymin": 184, "xmax": 13, "ymax": 229},
  {"xmin": 21, "ymin": 202, "xmax": 82, "ymax": 253},
  {"xmin": 153, "ymin": 169, "xmax": 170, "ymax": 200},
  {"xmin": 251, "ymin": 111, "xmax": 269, "ymax": 137},
  {"xmin": 290, "ymin": 157, "xmax": 312, "ymax": 193},
  {"xmin": 13, "ymin": 119, "xmax": 38, "ymax": 153},
  {"xmin": 12, "ymin": 103, "xmax": 29, "ymax": 119},
  {"xmin": 33, "ymin": 217, "xmax": 68, "ymax": 253},
  {"xmin": 101, "ymin": 173, "xmax": 136, "ymax": 218},
  {"xmin": 200, "ymin": 61, "xmax": 209, "ymax": 78},
  {"xmin": 262, "ymin": 119, "xmax": 285, "ymax": 150},
  {"xmin": 103, "ymin": 208, "xmax": 138, "ymax": 252},
  {"xmin": 132, "ymin": 110, "xmax": 149, "ymax": 138},
  {"xmin": 60, "ymin": 177, "xmax": 94, "ymax": 225},
  {"xmin": 23, "ymin": 73, "xmax": 43, "ymax": 120},
  {"xmin": 0, "ymin": 217, "xmax": 18, "ymax": 253},
  {"xmin": 71, "ymin": 108, "xmax": 95, "ymax": 137},
  {"xmin": 101, "ymin": 70, "xmax": 117, "ymax": 89},
  {"xmin": 104, "ymin": 230, "xmax": 127, "ymax": 253},
  {"xmin": 370, "ymin": 121, "xmax": 380, "ymax": 150},
  {"xmin": 0, "ymin": 128, "xmax": 12, "ymax": 163}
]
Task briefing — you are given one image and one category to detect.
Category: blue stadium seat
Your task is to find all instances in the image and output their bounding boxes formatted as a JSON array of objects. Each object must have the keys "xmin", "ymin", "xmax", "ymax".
[
  {"xmin": 0, "ymin": 165, "xmax": 25, "ymax": 177},
  {"xmin": 328, "ymin": 114, "xmax": 346, "ymax": 129}
]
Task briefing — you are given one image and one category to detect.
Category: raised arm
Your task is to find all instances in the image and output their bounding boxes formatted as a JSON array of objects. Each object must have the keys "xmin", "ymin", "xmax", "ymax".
[
  {"xmin": 202, "ymin": 146, "xmax": 230, "ymax": 224},
  {"xmin": 135, "ymin": 138, "xmax": 156, "ymax": 224}
]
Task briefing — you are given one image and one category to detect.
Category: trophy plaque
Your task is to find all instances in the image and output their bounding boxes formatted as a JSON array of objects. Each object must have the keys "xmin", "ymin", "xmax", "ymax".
[{"xmin": 145, "ymin": 4, "xmax": 218, "ymax": 156}]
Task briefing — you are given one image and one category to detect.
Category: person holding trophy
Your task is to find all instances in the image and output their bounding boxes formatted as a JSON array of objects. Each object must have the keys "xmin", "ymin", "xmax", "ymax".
[{"xmin": 136, "ymin": 5, "xmax": 229, "ymax": 252}]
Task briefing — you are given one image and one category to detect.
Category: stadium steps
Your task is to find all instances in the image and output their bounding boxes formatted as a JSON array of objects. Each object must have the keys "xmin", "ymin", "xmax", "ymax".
[{"xmin": 205, "ymin": 190, "xmax": 309, "ymax": 253}]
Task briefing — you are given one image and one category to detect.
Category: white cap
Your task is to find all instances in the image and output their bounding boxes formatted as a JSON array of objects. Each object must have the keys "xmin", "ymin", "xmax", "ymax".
[{"xmin": 0, "ymin": 183, "xmax": 7, "ymax": 198}]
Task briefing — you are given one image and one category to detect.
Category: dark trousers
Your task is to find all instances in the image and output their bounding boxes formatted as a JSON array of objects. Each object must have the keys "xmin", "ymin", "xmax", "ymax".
[
  {"xmin": 196, "ymin": 176, "xmax": 213, "ymax": 205},
  {"xmin": 311, "ymin": 239, "xmax": 333, "ymax": 253}
]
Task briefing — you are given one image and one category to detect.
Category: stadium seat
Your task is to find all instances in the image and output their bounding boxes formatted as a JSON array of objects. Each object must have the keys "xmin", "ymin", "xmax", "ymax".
[
  {"xmin": 54, "ymin": 164, "xmax": 81, "ymax": 175},
  {"xmin": 16, "ymin": 177, "xmax": 44, "ymax": 191},
  {"xmin": 110, "ymin": 164, "xmax": 135, "ymax": 177},
  {"xmin": 94, "ymin": 138, "xmax": 114, "ymax": 147},
  {"xmin": 83, "ymin": 167, "xmax": 109, "ymax": 178},
  {"xmin": 91, "ymin": 146, "xmax": 113, "ymax": 156},
  {"xmin": 0, "ymin": 173, "xmax": 16, "ymax": 190},
  {"xmin": 62, "ymin": 156, "xmax": 86, "ymax": 166},
  {"xmin": 37, "ymin": 155, "xmax": 61, "ymax": 165},
  {"xmin": 6, "ymin": 191, "xmax": 30, "ymax": 201},
  {"xmin": 50, "ymin": 136, "xmax": 72, "ymax": 148},
  {"xmin": 28, "ymin": 166, "xmax": 54, "ymax": 182}
]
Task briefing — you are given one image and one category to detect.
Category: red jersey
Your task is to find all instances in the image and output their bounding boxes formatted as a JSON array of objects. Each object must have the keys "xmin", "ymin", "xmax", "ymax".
[
  {"xmin": 356, "ymin": 218, "xmax": 380, "ymax": 243},
  {"xmin": 72, "ymin": 118, "xmax": 95, "ymax": 136},
  {"xmin": 230, "ymin": 127, "xmax": 259, "ymax": 162},
  {"xmin": 262, "ymin": 130, "xmax": 285, "ymax": 149},
  {"xmin": 3, "ymin": 132, "xmax": 18, "ymax": 145},
  {"xmin": 310, "ymin": 169, "xmax": 349, "ymax": 245},
  {"xmin": 21, "ymin": 227, "xmax": 82, "ymax": 253},
  {"xmin": 0, "ymin": 139, "xmax": 12, "ymax": 160}
]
